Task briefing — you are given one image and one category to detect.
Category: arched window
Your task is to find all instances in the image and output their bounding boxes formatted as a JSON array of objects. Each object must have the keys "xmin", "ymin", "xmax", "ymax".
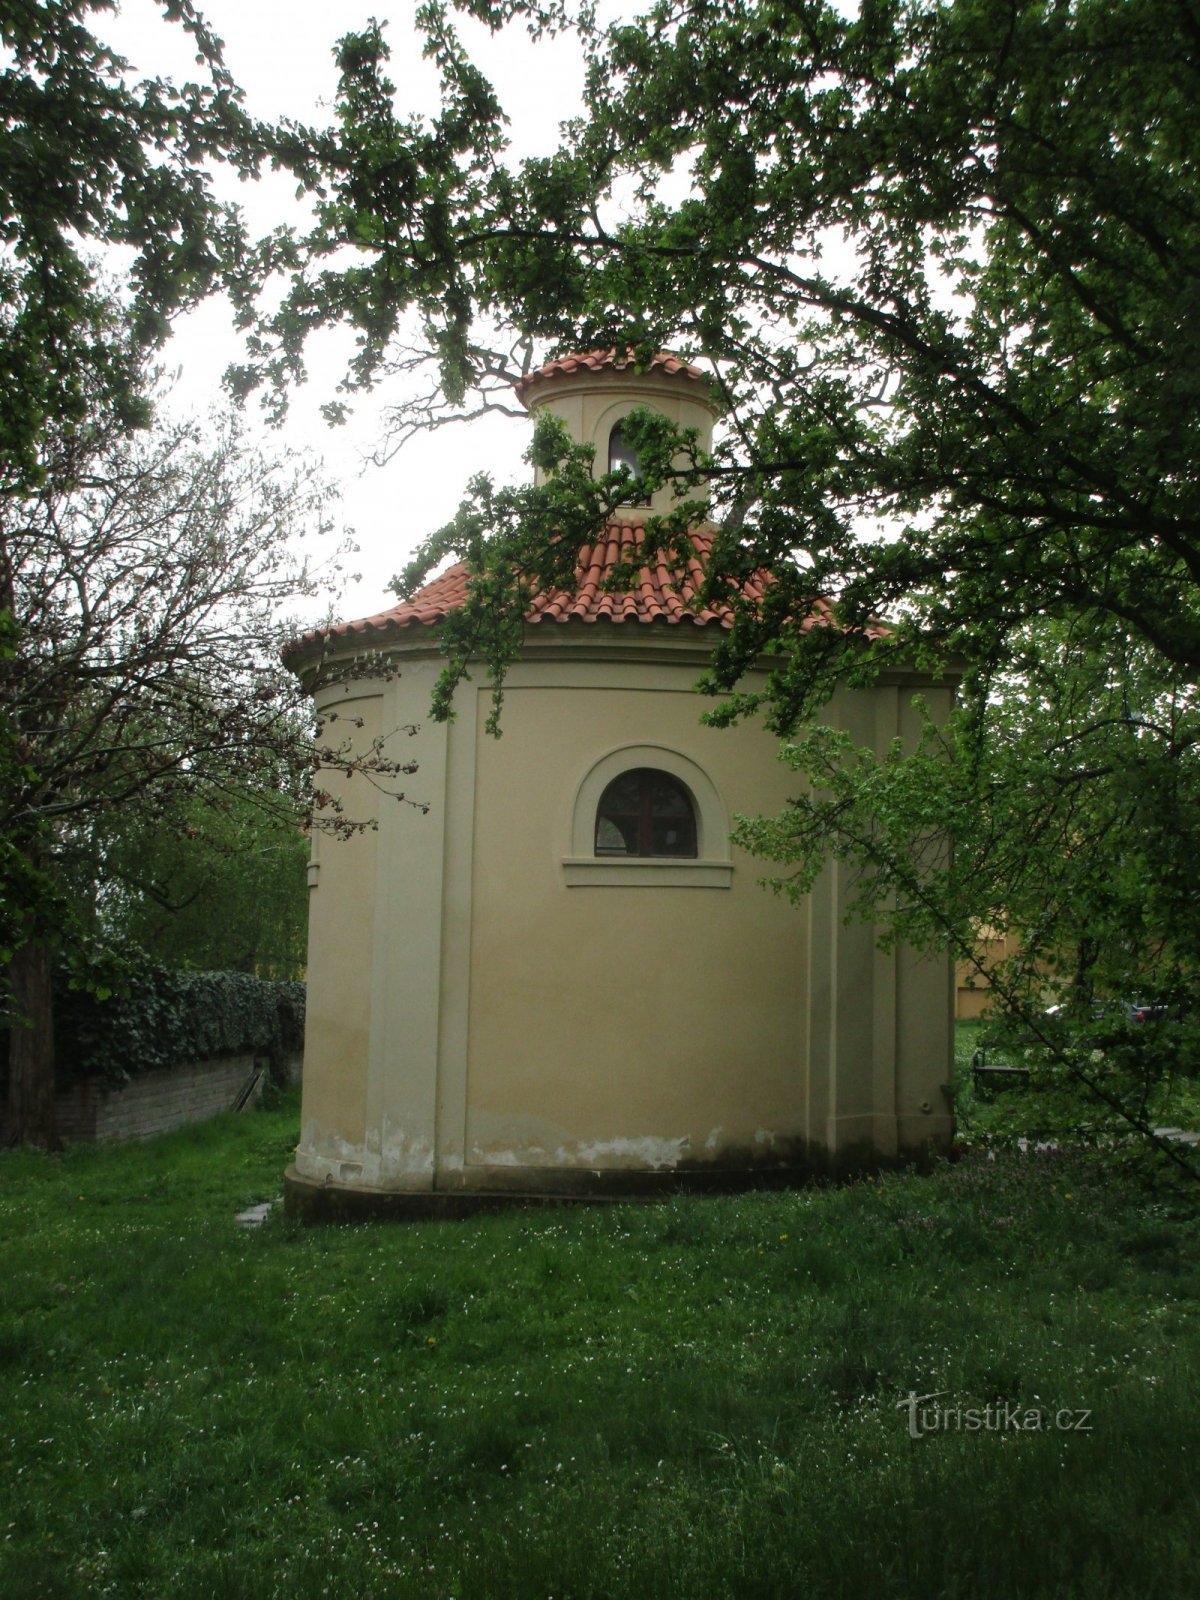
[
  {"xmin": 607, "ymin": 420, "xmax": 642, "ymax": 483},
  {"xmin": 594, "ymin": 768, "xmax": 698, "ymax": 858}
]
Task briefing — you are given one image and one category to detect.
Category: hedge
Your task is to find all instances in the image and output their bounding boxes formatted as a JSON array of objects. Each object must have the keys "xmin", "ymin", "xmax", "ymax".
[{"xmin": 52, "ymin": 963, "xmax": 305, "ymax": 1087}]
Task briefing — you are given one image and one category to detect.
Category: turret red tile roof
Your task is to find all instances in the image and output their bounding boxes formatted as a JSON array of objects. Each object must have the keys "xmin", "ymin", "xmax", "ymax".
[{"xmin": 513, "ymin": 349, "xmax": 708, "ymax": 405}]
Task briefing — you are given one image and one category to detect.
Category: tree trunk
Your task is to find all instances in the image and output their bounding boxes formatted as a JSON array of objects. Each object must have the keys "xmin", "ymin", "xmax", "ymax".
[{"xmin": 6, "ymin": 938, "xmax": 57, "ymax": 1148}]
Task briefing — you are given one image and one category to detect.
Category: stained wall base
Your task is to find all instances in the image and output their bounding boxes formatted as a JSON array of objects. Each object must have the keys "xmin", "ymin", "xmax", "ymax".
[{"xmin": 283, "ymin": 1134, "xmax": 954, "ymax": 1223}]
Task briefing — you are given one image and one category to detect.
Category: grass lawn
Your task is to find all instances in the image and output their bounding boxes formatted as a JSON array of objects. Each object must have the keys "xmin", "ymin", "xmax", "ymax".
[{"xmin": 2, "ymin": 1083, "xmax": 1199, "ymax": 1600}]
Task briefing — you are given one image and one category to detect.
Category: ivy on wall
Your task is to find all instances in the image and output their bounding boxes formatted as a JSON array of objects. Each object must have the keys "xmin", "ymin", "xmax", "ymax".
[{"xmin": 50, "ymin": 965, "xmax": 305, "ymax": 1087}]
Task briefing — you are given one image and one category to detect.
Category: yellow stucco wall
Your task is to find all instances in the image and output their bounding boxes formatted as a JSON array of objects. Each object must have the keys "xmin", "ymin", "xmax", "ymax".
[
  {"xmin": 461, "ymin": 674, "xmax": 808, "ymax": 1170},
  {"xmin": 293, "ymin": 633, "xmax": 956, "ymax": 1195},
  {"xmin": 797, "ymin": 680, "xmax": 956, "ymax": 1166},
  {"xmin": 297, "ymin": 685, "xmax": 381, "ymax": 1162}
]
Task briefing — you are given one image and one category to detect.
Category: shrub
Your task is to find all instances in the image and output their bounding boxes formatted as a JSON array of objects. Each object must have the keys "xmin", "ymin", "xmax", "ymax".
[{"xmin": 53, "ymin": 961, "xmax": 305, "ymax": 1086}]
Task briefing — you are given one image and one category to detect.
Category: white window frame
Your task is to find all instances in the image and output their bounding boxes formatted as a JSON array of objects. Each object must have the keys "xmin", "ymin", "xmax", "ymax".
[{"xmin": 563, "ymin": 743, "xmax": 734, "ymax": 888}]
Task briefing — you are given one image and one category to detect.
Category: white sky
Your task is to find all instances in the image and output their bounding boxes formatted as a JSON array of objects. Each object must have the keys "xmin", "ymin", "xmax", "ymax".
[{"xmin": 104, "ymin": 0, "xmax": 590, "ymax": 623}]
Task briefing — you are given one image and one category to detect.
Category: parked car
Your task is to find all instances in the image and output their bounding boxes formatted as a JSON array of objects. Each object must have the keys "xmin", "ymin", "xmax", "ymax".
[
  {"xmin": 1044, "ymin": 997, "xmax": 1183, "ymax": 1027},
  {"xmin": 971, "ymin": 994, "xmax": 1191, "ymax": 1095}
]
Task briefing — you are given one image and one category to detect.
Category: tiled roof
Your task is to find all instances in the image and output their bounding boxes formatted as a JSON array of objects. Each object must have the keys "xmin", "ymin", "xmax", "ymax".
[
  {"xmin": 513, "ymin": 349, "xmax": 708, "ymax": 405},
  {"xmin": 285, "ymin": 525, "xmax": 796, "ymax": 662},
  {"xmin": 283, "ymin": 523, "xmax": 888, "ymax": 666}
]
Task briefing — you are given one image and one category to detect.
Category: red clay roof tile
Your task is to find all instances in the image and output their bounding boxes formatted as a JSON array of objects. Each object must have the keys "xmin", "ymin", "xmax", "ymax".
[
  {"xmin": 513, "ymin": 349, "xmax": 708, "ymax": 405},
  {"xmin": 286, "ymin": 525, "xmax": 749, "ymax": 661},
  {"xmin": 283, "ymin": 523, "xmax": 882, "ymax": 665}
]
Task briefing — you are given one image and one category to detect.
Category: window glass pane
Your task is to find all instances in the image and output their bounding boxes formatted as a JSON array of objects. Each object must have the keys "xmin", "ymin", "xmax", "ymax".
[
  {"xmin": 595, "ymin": 767, "xmax": 698, "ymax": 859},
  {"xmin": 602, "ymin": 769, "xmax": 643, "ymax": 812},
  {"xmin": 649, "ymin": 772, "xmax": 693, "ymax": 815},
  {"xmin": 608, "ymin": 423, "xmax": 641, "ymax": 480},
  {"xmin": 649, "ymin": 816, "xmax": 697, "ymax": 856},
  {"xmin": 595, "ymin": 815, "xmax": 635, "ymax": 855}
]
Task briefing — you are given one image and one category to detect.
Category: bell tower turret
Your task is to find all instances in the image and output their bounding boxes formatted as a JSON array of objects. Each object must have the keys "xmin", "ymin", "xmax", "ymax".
[{"xmin": 514, "ymin": 350, "xmax": 718, "ymax": 518}]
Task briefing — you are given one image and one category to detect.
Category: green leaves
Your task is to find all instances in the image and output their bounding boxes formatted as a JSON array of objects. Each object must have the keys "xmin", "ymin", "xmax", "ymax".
[
  {"xmin": 84, "ymin": 784, "xmax": 310, "ymax": 980},
  {"xmin": 0, "ymin": 0, "xmax": 264, "ymax": 494},
  {"xmin": 735, "ymin": 613, "xmax": 1200, "ymax": 1153},
  {"xmin": 53, "ymin": 960, "xmax": 305, "ymax": 1086}
]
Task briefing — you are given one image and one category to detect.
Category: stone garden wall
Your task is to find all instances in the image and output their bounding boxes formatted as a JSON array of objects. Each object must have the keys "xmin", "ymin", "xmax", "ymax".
[{"xmin": 53, "ymin": 1052, "xmax": 301, "ymax": 1143}]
